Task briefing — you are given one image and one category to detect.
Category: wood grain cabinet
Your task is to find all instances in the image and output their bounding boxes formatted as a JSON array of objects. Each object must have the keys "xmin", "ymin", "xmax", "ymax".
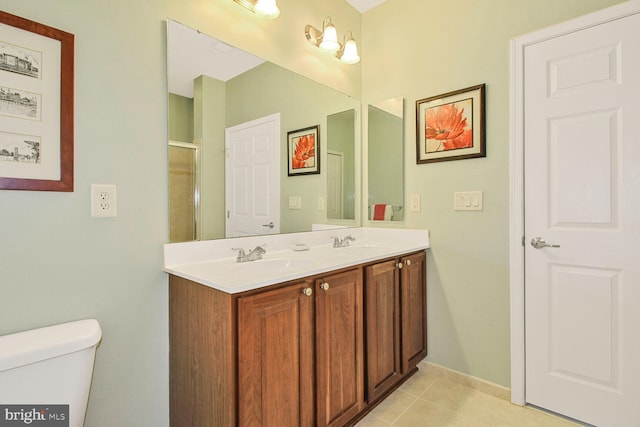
[
  {"xmin": 169, "ymin": 251, "xmax": 426, "ymax": 427},
  {"xmin": 237, "ymin": 268, "xmax": 364, "ymax": 427},
  {"xmin": 364, "ymin": 251, "xmax": 427, "ymax": 403}
]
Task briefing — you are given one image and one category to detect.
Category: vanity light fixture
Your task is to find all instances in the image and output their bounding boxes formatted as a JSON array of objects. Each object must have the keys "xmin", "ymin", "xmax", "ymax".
[
  {"xmin": 305, "ymin": 17, "xmax": 361, "ymax": 64},
  {"xmin": 233, "ymin": 0, "xmax": 280, "ymax": 19},
  {"xmin": 339, "ymin": 32, "xmax": 360, "ymax": 64}
]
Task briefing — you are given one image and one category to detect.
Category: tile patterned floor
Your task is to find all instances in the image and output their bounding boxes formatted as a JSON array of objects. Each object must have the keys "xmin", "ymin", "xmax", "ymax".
[{"xmin": 355, "ymin": 366, "xmax": 580, "ymax": 427}]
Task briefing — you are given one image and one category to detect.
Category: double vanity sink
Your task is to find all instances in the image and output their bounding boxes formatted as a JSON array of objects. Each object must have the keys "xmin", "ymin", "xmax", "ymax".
[
  {"xmin": 163, "ymin": 226, "xmax": 430, "ymax": 293},
  {"xmin": 164, "ymin": 227, "xmax": 430, "ymax": 427}
]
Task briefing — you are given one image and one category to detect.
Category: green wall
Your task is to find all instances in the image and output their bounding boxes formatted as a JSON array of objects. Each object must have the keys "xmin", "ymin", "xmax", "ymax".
[
  {"xmin": 195, "ymin": 75, "xmax": 226, "ymax": 240},
  {"xmin": 0, "ymin": 1, "xmax": 627, "ymax": 426},
  {"xmin": 226, "ymin": 61, "xmax": 360, "ymax": 233},
  {"xmin": 168, "ymin": 93, "xmax": 193, "ymax": 143},
  {"xmin": 327, "ymin": 108, "xmax": 356, "ymax": 220},
  {"xmin": 0, "ymin": 1, "xmax": 359, "ymax": 426},
  {"xmin": 362, "ymin": 0, "xmax": 625, "ymax": 386}
]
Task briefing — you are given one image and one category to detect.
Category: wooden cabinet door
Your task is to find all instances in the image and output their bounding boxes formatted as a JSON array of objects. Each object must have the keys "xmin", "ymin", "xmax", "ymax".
[
  {"xmin": 400, "ymin": 252, "xmax": 427, "ymax": 372},
  {"xmin": 315, "ymin": 269, "xmax": 365, "ymax": 427},
  {"xmin": 238, "ymin": 281, "xmax": 315, "ymax": 427},
  {"xmin": 364, "ymin": 259, "xmax": 402, "ymax": 402}
]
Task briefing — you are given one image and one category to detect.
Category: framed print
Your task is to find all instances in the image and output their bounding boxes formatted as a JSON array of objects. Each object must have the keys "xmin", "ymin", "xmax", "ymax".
[
  {"xmin": 0, "ymin": 11, "xmax": 74, "ymax": 191},
  {"xmin": 416, "ymin": 84, "xmax": 485, "ymax": 164},
  {"xmin": 288, "ymin": 125, "xmax": 320, "ymax": 176}
]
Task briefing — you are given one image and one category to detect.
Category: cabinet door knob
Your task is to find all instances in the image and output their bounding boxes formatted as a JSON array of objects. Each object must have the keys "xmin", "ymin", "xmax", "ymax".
[
  {"xmin": 405, "ymin": 259, "xmax": 412, "ymax": 266},
  {"xmin": 397, "ymin": 262, "xmax": 403, "ymax": 269},
  {"xmin": 320, "ymin": 282, "xmax": 330, "ymax": 291},
  {"xmin": 302, "ymin": 287, "xmax": 313, "ymax": 296}
]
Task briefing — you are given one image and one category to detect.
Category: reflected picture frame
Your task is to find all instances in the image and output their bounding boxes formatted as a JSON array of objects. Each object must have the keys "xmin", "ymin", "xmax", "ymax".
[
  {"xmin": 287, "ymin": 125, "xmax": 320, "ymax": 176},
  {"xmin": 0, "ymin": 11, "xmax": 74, "ymax": 191},
  {"xmin": 416, "ymin": 84, "xmax": 485, "ymax": 164}
]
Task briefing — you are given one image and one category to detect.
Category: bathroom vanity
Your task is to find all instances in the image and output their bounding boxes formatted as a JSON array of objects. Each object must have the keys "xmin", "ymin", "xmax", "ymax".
[{"xmin": 164, "ymin": 228, "xmax": 429, "ymax": 427}]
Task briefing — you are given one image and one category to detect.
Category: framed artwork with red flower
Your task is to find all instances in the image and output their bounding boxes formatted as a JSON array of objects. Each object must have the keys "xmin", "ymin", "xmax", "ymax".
[
  {"xmin": 416, "ymin": 84, "xmax": 485, "ymax": 164},
  {"xmin": 287, "ymin": 125, "xmax": 320, "ymax": 176}
]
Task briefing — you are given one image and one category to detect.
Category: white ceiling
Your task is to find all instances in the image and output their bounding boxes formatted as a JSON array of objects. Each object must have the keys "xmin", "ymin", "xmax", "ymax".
[
  {"xmin": 167, "ymin": 19, "xmax": 265, "ymax": 98},
  {"xmin": 167, "ymin": 1, "xmax": 388, "ymax": 98},
  {"xmin": 345, "ymin": 0, "xmax": 387, "ymax": 13}
]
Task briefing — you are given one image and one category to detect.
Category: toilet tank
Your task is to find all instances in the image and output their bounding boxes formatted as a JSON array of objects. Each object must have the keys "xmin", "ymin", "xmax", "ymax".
[{"xmin": 0, "ymin": 319, "xmax": 102, "ymax": 427}]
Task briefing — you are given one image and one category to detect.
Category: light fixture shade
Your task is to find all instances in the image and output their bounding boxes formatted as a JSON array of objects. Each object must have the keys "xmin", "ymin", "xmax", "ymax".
[
  {"xmin": 254, "ymin": 0, "xmax": 280, "ymax": 19},
  {"xmin": 319, "ymin": 23, "xmax": 340, "ymax": 52},
  {"xmin": 340, "ymin": 39, "xmax": 360, "ymax": 64}
]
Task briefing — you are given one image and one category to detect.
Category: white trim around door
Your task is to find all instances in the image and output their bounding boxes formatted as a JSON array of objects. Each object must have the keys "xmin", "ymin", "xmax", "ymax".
[{"xmin": 508, "ymin": 0, "xmax": 640, "ymax": 406}]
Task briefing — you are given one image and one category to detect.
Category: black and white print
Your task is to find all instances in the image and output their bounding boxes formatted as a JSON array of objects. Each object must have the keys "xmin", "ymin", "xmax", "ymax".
[
  {"xmin": 0, "ymin": 86, "xmax": 40, "ymax": 120},
  {"xmin": 0, "ymin": 40, "xmax": 41, "ymax": 79},
  {"xmin": 0, "ymin": 130, "xmax": 40, "ymax": 164}
]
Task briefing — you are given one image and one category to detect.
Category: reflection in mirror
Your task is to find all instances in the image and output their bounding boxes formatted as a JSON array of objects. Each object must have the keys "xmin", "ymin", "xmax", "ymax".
[
  {"xmin": 327, "ymin": 109, "xmax": 356, "ymax": 220},
  {"xmin": 167, "ymin": 19, "xmax": 361, "ymax": 242},
  {"xmin": 169, "ymin": 141, "xmax": 199, "ymax": 242},
  {"xmin": 368, "ymin": 97, "xmax": 404, "ymax": 222}
]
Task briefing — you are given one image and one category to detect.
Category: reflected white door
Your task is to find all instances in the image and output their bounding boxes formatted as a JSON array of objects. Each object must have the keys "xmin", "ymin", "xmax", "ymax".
[
  {"xmin": 524, "ymin": 12, "xmax": 640, "ymax": 426},
  {"xmin": 225, "ymin": 113, "xmax": 280, "ymax": 237},
  {"xmin": 327, "ymin": 151, "xmax": 344, "ymax": 220}
]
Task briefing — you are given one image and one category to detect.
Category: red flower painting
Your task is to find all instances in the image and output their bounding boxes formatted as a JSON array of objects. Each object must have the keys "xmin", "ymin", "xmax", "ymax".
[
  {"xmin": 292, "ymin": 134, "xmax": 315, "ymax": 169},
  {"xmin": 425, "ymin": 100, "xmax": 473, "ymax": 152}
]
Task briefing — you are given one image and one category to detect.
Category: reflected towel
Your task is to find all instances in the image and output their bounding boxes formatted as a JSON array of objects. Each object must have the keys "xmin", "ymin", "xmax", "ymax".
[{"xmin": 373, "ymin": 204, "xmax": 393, "ymax": 221}]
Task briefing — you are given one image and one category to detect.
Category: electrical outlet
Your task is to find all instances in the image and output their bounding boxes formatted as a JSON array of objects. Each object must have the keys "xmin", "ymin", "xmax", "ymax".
[{"xmin": 91, "ymin": 184, "xmax": 117, "ymax": 218}]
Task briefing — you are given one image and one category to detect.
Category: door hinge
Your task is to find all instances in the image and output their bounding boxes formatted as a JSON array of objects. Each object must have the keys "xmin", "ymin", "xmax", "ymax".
[{"xmin": 522, "ymin": 236, "xmax": 525, "ymax": 247}]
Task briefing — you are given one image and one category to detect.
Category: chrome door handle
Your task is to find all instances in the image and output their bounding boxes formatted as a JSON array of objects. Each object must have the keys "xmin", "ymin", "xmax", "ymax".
[
  {"xmin": 531, "ymin": 237, "xmax": 560, "ymax": 249},
  {"xmin": 262, "ymin": 222, "xmax": 274, "ymax": 229}
]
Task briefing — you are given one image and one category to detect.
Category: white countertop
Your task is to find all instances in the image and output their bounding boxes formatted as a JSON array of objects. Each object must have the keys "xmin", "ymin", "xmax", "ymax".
[{"xmin": 163, "ymin": 227, "xmax": 430, "ymax": 294}]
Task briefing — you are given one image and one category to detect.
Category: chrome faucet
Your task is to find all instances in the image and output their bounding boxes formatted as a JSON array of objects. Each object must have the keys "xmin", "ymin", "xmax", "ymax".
[
  {"xmin": 232, "ymin": 244, "xmax": 267, "ymax": 262},
  {"xmin": 332, "ymin": 235, "xmax": 356, "ymax": 248}
]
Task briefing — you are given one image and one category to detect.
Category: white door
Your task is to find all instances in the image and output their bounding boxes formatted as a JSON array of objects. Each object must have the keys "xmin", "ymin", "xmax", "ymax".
[
  {"xmin": 327, "ymin": 151, "xmax": 344, "ymax": 219},
  {"xmin": 225, "ymin": 113, "xmax": 280, "ymax": 237},
  {"xmin": 524, "ymin": 11, "xmax": 640, "ymax": 426}
]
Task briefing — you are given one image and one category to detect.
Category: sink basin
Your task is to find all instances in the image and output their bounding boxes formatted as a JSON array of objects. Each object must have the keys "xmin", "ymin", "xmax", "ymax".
[
  {"xmin": 334, "ymin": 243, "xmax": 382, "ymax": 250},
  {"xmin": 229, "ymin": 257, "xmax": 316, "ymax": 273}
]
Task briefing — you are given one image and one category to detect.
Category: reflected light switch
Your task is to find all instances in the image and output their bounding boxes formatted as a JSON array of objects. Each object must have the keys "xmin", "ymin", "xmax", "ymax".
[
  {"xmin": 288, "ymin": 196, "xmax": 302, "ymax": 210},
  {"xmin": 409, "ymin": 194, "xmax": 421, "ymax": 212}
]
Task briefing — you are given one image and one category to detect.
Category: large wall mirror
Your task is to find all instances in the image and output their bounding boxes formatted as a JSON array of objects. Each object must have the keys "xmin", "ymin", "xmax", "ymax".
[
  {"xmin": 368, "ymin": 97, "xmax": 404, "ymax": 221},
  {"xmin": 167, "ymin": 19, "xmax": 361, "ymax": 243}
]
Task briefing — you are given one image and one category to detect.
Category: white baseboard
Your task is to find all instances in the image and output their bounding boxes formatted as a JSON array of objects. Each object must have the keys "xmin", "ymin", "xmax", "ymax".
[{"xmin": 419, "ymin": 361, "xmax": 511, "ymax": 402}]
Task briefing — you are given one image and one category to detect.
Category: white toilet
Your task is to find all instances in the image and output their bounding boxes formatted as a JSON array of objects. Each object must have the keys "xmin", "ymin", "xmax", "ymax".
[{"xmin": 0, "ymin": 319, "xmax": 102, "ymax": 427}]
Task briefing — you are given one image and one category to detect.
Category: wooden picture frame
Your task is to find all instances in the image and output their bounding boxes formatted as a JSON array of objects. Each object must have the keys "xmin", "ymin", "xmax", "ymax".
[
  {"xmin": 287, "ymin": 125, "xmax": 320, "ymax": 176},
  {"xmin": 416, "ymin": 84, "xmax": 485, "ymax": 164},
  {"xmin": 0, "ymin": 11, "xmax": 74, "ymax": 191}
]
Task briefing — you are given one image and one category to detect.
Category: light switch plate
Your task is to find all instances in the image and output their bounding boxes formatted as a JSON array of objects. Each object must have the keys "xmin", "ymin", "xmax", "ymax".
[
  {"xmin": 288, "ymin": 196, "xmax": 302, "ymax": 210},
  {"xmin": 409, "ymin": 193, "xmax": 421, "ymax": 212},
  {"xmin": 454, "ymin": 191, "xmax": 483, "ymax": 211}
]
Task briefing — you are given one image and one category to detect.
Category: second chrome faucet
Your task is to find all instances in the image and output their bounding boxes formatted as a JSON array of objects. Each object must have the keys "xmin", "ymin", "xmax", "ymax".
[{"xmin": 332, "ymin": 235, "xmax": 356, "ymax": 248}]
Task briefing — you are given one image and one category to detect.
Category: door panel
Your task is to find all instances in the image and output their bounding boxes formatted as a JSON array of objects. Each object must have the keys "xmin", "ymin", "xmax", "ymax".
[
  {"xmin": 327, "ymin": 151, "xmax": 344, "ymax": 220},
  {"xmin": 365, "ymin": 260, "xmax": 401, "ymax": 402},
  {"xmin": 524, "ymin": 12, "xmax": 640, "ymax": 426},
  {"xmin": 225, "ymin": 113, "xmax": 280, "ymax": 237},
  {"xmin": 238, "ymin": 282, "xmax": 315, "ymax": 427},
  {"xmin": 315, "ymin": 269, "xmax": 364, "ymax": 427},
  {"xmin": 400, "ymin": 252, "xmax": 427, "ymax": 371}
]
